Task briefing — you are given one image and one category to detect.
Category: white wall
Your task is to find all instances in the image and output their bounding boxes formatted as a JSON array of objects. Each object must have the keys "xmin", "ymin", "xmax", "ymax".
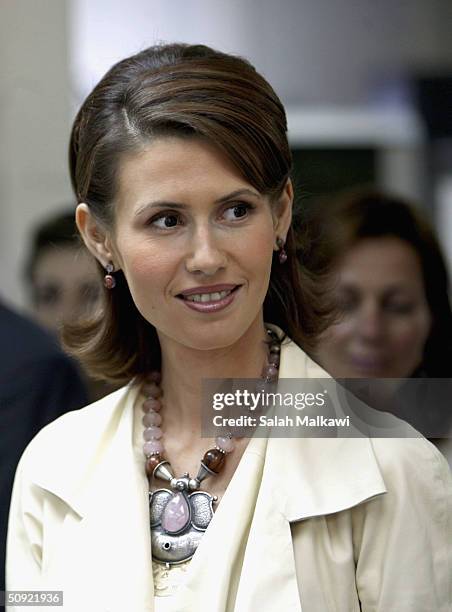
[
  {"xmin": 0, "ymin": 0, "xmax": 73, "ymax": 309},
  {"xmin": 69, "ymin": 0, "xmax": 452, "ymax": 106}
]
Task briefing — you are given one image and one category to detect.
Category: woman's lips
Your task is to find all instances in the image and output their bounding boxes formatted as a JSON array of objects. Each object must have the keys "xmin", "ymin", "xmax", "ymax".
[
  {"xmin": 177, "ymin": 285, "xmax": 241, "ymax": 313},
  {"xmin": 349, "ymin": 355, "xmax": 386, "ymax": 373}
]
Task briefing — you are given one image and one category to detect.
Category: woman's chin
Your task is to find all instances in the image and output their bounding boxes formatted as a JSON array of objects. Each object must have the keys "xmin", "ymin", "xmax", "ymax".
[{"xmin": 157, "ymin": 326, "xmax": 242, "ymax": 353}]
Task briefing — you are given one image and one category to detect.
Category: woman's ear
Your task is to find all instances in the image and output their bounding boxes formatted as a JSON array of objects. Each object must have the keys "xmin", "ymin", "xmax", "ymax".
[
  {"xmin": 76, "ymin": 204, "xmax": 118, "ymax": 268},
  {"xmin": 272, "ymin": 179, "xmax": 293, "ymax": 248}
]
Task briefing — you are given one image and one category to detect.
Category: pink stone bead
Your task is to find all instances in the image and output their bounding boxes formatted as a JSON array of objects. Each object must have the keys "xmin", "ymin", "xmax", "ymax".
[
  {"xmin": 142, "ymin": 398, "xmax": 162, "ymax": 413},
  {"xmin": 143, "ymin": 382, "xmax": 161, "ymax": 398},
  {"xmin": 215, "ymin": 436, "xmax": 236, "ymax": 453},
  {"xmin": 142, "ymin": 411, "xmax": 162, "ymax": 427},
  {"xmin": 143, "ymin": 426, "xmax": 162, "ymax": 441},
  {"xmin": 143, "ymin": 440, "xmax": 164, "ymax": 456},
  {"xmin": 263, "ymin": 364, "xmax": 278, "ymax": 380}
]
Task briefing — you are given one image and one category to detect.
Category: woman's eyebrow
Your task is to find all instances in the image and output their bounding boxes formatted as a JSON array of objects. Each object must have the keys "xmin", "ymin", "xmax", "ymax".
[
  {"xmin": 134, "ymin": 189, "xmax": 261, "ymax": 216},
  {"xmin": 215, "ymin": 188, "xmax": 261, "ymax": 203},
  {"xmin": 382, "ymin": 285, "xmax": 417, "ymax": 296},
  {"xmin": 135, "ymin": 201, "xmax": 186, "ymax": 216}
]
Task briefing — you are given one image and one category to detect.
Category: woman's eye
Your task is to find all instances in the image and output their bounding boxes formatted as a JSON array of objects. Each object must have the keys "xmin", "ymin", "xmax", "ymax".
[
  {"xmin": 33, "ymin": 285, "xmax": 61, "ymax": 308},
  {"xmin": 223, "ymin": 203, "xmax": 252, "ymax": 221},
  {"xmin": 385, "ymin": 302, "xmax": 415, "ymax": 315},
  {"xmin": 336, "ymin": 293, "xmax": 359, "ymax": 313},
  {"xmin": 150, "ymin": 213, "xmax": 181, "ymax": 229}
]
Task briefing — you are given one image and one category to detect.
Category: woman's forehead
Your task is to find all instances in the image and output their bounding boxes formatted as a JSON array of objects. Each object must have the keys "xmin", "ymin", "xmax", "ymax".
[
  {"xmin": 115, "ymin": 137, "xmax": 260, "ymax": 212},
  {"xmin": 335, "ymin": 237, "xmax": 425, "ymax": 292}
]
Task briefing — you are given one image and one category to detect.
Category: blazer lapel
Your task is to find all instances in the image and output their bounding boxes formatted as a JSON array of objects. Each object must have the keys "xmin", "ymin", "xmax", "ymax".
[
  {"xmin": 33, "ymin": 384, "xmax": 154, "ymax": 612},
  {"xmin": 227, "ymin": 330, "xmax": 387, "ymax": 611},
  {"xmin": 232, "ymin": 462, "xmax": 304, "ymax": 612},
  {"xmin": 273, "ymin": 329, "xmax": 387, "ymax": 522}
]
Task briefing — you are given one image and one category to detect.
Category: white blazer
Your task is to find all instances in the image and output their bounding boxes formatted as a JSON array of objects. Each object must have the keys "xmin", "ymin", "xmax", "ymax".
[{"xmin": 6, "ymin": 331, "xmax": 452, "ymax": 611}]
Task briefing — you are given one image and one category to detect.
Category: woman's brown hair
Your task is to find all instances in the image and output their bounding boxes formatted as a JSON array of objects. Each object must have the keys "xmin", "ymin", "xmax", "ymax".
[
  {"xmin": 300, "ymin": 188, "xmax": 452, "ymax": 377},
  {"xmin": 65, "ymin": 42, "xmax": 327, "ymax": 383}
]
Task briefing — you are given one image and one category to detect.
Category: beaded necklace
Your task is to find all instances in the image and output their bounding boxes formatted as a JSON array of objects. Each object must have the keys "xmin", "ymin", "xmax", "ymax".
[{"xmin": 141, "ymin": 327, "xmax": 281, "ymax": 566}]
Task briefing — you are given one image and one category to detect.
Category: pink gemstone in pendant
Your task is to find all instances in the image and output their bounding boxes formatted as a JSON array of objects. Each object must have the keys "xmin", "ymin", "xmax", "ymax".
[
  {"xmin": 161, "ymin": 492, "xmax": 191, "ymax": 534},
  {"xmin": 215, "ymin": 436, "xmax": 235, "ymax": 453}
]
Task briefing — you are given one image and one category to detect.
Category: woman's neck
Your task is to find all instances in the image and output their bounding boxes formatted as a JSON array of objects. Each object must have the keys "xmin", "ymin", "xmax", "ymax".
[{"xmin": 157, "ymin": 317, "xmax": 270, "ymax": 438}]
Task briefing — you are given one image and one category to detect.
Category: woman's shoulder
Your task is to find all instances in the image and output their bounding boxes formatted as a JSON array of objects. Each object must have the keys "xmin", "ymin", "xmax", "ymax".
[
  {"xmin": 276, "ymin": 328, "xmax": 331, "ymax": 379},
  {"xmin": 349, "ymin": 437, "xmax": 452, "ymax": 609},
  {"xmin": 369, "ymin": 436, "xmax": 452, "ymax": 492},
  {"xmin": 17, "ymin": 383, "xmax": 135, "ymax": 475}
]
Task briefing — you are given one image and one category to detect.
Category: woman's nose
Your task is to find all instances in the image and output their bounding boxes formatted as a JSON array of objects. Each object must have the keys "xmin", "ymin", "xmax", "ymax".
[
  {"xmin": 184, "ymin": 227, "xmax": 227, "ymax": 276},
  {"xmin": 355, "ymin": 303, "xmax": 385, "ymax": 341}
]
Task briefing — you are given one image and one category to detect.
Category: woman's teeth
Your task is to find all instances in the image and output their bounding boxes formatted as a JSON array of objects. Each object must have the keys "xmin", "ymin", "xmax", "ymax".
[{"xmin": 185, "ymin": 289, "xmax": 233, "ymax": 303}]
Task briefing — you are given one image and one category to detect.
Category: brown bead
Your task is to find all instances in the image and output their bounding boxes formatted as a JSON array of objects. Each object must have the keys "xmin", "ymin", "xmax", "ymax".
[
  {"xmin": 268, "ymin": 352, "xmax": 280, "ymax": 366},
  {"xmin": 145, "ymin": 454, "xmax": 162, "ymax": 478},
  {"xmin": 202, "ymin": 448, "xmax": 226, "ymax": 474},
  {"xmin": 147, "ymin": 371, "xmax": 161, "ymax": 384}
]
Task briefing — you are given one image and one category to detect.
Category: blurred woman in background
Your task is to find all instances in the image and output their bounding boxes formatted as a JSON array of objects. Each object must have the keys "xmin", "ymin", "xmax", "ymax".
[
  {"xmin": 25, "ymin": 210, "xmax": 115, "ymax": 401},
  {"xmin": 302, "ymin": 188, "xmax": 452, "ymax": 459},
  {"xmin": 302, "ymin": 189, "xmax": 452, "ymax": 378},
  {"xmin": 25, "ymin": 210, "xmax": 101, "ymax": 333}
]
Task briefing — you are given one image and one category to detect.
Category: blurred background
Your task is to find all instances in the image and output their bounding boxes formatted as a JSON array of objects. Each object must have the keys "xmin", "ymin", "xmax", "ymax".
[{"xmin": 1, "ymin": 0, "xmax": 452, "ymax": 309}]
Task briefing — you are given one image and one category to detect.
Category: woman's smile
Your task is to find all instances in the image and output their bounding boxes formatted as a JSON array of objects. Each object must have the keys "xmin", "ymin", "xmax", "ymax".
[
  {"xmin": 176, "ymin": 284, "xmax": 242, "ymax": 313},
  {"xmin": 109, "ymin": 136, "xmax": 277, "ymax": 349}
]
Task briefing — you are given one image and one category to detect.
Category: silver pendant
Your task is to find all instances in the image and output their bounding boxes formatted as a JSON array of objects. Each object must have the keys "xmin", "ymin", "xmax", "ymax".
[{"xmin": 150, "ymin": 487, "xmax": 216, "ymax": 565}]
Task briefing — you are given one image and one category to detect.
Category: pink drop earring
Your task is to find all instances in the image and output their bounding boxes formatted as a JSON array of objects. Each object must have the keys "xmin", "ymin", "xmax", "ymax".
[
  {"xmin": 104, "ymin": 263, "xmax": 116, "ymax": 289},
  {"xmin": 276, "ymin": 238, "xmax": 287, "ymax": 264}
]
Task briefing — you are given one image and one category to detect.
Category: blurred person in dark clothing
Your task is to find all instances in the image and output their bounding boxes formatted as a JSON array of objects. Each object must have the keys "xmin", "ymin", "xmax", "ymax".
[{"xmin": 0, "ymin": 302, "xmax": 89, "ymax": 603}]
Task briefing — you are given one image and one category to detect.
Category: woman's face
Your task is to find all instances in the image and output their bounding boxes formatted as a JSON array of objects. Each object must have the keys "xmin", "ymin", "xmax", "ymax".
[
  {"xmin": 314, "ymin": 237, "xmax": 432, "ymax": 378},
  {"xmin": 98, "ymin": 137, "xmax": 290, "ymax": 351},
  {"xmin": 31, "ymin": 246, "xmax": 100, "ymax": 333}
]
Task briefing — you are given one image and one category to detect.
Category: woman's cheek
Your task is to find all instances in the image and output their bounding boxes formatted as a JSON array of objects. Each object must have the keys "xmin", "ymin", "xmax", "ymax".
[{"xmin": 123, "ymin": 242, "xmax": 172, "ymax": 282}]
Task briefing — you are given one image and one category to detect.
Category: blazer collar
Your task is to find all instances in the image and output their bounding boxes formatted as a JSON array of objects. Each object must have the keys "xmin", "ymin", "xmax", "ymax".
[
  {"xmin": 272, "ymin": 325, "xmax": 387, "ymax": 521},
  {"xmin": 32, "ymin": 383, "xmax": 146, "ymax": 518},
  {"xmin": 32, "ymin": 329, "xmax": 387, "ymax": 522}
]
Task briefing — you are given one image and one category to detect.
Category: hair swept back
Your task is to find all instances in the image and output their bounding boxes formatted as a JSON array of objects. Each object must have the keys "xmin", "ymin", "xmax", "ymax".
[{"xmin": 64, "ymin": 42, "xmax": 329, "ymax": 384}]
